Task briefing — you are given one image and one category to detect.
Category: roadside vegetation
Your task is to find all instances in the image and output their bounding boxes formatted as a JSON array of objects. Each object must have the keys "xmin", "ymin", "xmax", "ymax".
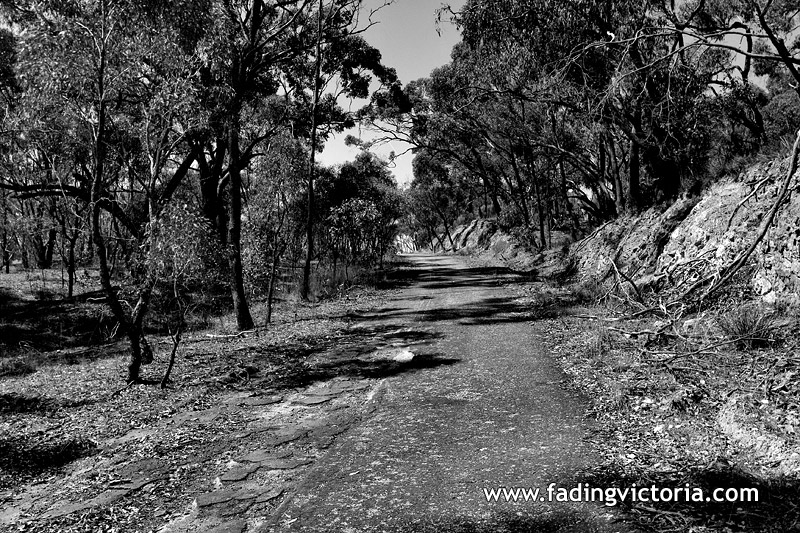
[{"xmin": 504, "ymin": 265, "xmax": 800, "ymax": 532}]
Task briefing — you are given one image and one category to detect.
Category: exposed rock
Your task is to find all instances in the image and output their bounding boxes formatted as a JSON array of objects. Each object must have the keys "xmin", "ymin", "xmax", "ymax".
[
  {"xmin": 253, "ymin": 487, "xmax": 284, "ymax": 503},
  {"xmin": 441, "ymin": 153, "xmax": 800, "ymax": 307},
  {"xmin": 219, "ymin": 464, "xmax": 260, "ymax": 482},
  {"xmin": 240, "ymin": 395, "xmax": 282, "ymax": 406},
  {"xmin": 201, "ymin": 519, "xmax": 247, "ymax": 533},
  {"xmin": 195, "ymin": 490, "xmax": 238, "ymax": 507},
  {"xmin": 293, "ymin": 395, "xmax": 336, "ymax": 406},
  {"xmin": 239, "ymin": 449, "xmax": 293, "ymax": 463},
  {"xmin": 566, "ymin": 157, "xmax": 800, "ymax": 305},
  {"xmin": 259, "ymin": 457, "xmax": 313, "ymax": 470},
  {"xmin": 717, "ymin": 396, "xmax": 800, "ymax": 476}
]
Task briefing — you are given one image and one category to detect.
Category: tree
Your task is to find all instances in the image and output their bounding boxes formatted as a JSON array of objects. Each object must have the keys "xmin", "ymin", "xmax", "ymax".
[
  {"xmin": 0, "ymin": 0, "xmax": 205, "ymax": 383},
  {"xmin": 296, "ymin": 0, "xmax": 399, "ymax": 299}
]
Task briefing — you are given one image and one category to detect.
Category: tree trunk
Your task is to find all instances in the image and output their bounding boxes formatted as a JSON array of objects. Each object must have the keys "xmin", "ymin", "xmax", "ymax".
[
  {"xmin": 558, "ymin": 160, "xmax": 580, "ymax": 240},
  {"xmin": 508, "ymin": 154, "xmax": 531, "ymax": 227},
  {"xmin": 266, "ymin": 243, "xmax": 281, "ymax": 325},
  {"xmin": 533, "ymin": 171, "xmax": 546, "ymax": 249},
  {"xmin": 2, "ymin": 228, "xmax": 8, "ymax": 273},
  {"xmin": 226, "ymin": 116, "xmax": 255, "ymax": 331},
  {"xmin": 628, "ymin": 138, "xmax": 641, "ymax": 212},
  {"xmin": 302, "ymin": 0, "xmax": 324, "ymax": 301},
  {"xmin": 67, "ymin": 233, "xmax": 78, "ymax": 298},
  {"xmin": 1, "ymin": 186, "xmax": 7, "ymax": 273},
  {"xmin": 43, "ymin": 228, "xmax": 56, "ymax": 268},
  {"xmin": 91, "ymin": 12, "xmax": 143, "ymax": 384}
]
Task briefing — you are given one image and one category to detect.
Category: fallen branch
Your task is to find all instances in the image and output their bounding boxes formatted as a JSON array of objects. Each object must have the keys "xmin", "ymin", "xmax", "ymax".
[
  {"xmin": 611, "ymin": 260, "xmax": 644, "ymax": 303},
  {"xmin": 633, "ymin": 504, "xmax": 688, "ymax": 518},
  {"xmin": 607, "ymin": 325, "xmax": 676, "ymax": 338},
  {"xmin": 725, "ymin": 173, "xmax": 773, "ymax": 231},
  {"xmin": 574, "ymin": 306, "xmax": 665, "ymax": 322},
  {"xmin": 205, "ymin": 329, "xmax": 255, "ymax": 339},
  {"xmin": 108, "ymin": 380, "xmax": 135, "ymax": 399},
  {"xmin": 649, "ymin": 335, "xmax": 775, "ymax": 363}
]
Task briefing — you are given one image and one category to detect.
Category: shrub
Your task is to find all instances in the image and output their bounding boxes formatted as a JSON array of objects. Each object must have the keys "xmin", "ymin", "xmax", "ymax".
[
  {"xmin": 587, "ymin": 326, "xmax": 614, "ymax": 359},
  {"xmin": 0, "ymin": 357, "xmax": 37, "ymax": 377},
  {"xmin": 571, "ymin": 277, "xmax": 603, "ymax": 304},
  {"xmin": 716, "ymin": 303, "xmax": 777, "ymax": 349}
]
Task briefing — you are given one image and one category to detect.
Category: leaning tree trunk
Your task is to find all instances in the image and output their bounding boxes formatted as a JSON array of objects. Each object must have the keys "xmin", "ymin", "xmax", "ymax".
[
  {"xmin": 91, "ymin": 29, "xmax": 144, "ymax": 384},
  {"xmin": 66, "ymin": 232, "xmax": 78, "ymax": 298}
]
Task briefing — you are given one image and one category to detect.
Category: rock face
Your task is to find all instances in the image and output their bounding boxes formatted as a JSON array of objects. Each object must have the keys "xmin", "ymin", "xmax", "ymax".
[
  {"xmin": 574, "ymin": 156, "xmax": 800, "ymax": 304},
  {"xmin": 439, "ymin": 152, "xmax": 800, "ymax": 304}
]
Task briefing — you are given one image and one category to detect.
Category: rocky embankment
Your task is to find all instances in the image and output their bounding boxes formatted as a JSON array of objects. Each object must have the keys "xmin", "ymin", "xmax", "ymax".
[{"xmin": 444, "ymin": 155, "xmax": 800, "ymax": 304}]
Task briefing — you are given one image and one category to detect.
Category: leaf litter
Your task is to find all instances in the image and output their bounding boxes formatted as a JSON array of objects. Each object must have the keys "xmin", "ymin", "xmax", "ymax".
[{"xmin": 0, "ymin": 285, "xmax": 413, "ymax": 532}]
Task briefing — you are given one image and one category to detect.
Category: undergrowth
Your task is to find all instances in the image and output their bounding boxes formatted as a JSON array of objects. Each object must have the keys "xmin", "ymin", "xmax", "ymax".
[
  {"xmin": 520, "ymin": 277, "xmax": 800, "ymax": 533},
  {"xmin": 716, "ymin": 303, "xmax": 779, "ymax": 349}
]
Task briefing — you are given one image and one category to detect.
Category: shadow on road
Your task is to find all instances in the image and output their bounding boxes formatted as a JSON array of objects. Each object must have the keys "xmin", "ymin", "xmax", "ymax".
[
  {"xmin": 579, "ymin": 465, "xmax": 800, "ymax": 532},
  {"xmin": 354, "ymin": 296, "xmax": 541, "ymax": 326},
  {"xmin": 260, "ymin": 350, "xmax": 460, "ymax": 391},
  {"xmin": 251, "ymin": 320, "xmax": 454, "ymax": 391},
  {"xmin": 397, "ymin": 508, "xmax": 615, "ymax": 533},
  {"xmin": 377, "ymin": 262, "xmax": 530, "ymax": 291}
]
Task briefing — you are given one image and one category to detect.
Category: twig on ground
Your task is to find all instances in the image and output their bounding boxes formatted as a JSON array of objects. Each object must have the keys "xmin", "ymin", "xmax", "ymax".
[
  {"xmin": 575, "ymin": 306, "xmax": 664, "ymax": 322},
  {"xmin": 205, "ymin": 329, "xmax": 255, "ymax": 339},
  {"xmin": 108, "ymin": 381, "xmax": 135, "ymax": 399},
  {"xmin": 647, "ymin": 335, "xmax": 774, "ymax": 364},
  {"xmin": 607, "ymin": 325, "xmax": 676, "ymax": 338}
]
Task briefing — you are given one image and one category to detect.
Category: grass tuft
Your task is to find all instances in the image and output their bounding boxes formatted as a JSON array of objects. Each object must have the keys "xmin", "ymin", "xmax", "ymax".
[{"xmin": 716, "ymin": 303, "xmax": 777, "ymax": 349}]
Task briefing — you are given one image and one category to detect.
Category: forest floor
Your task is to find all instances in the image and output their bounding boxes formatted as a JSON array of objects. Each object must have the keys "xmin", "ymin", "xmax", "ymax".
[
  {"xmin": 1, "ymin": 254, "xmax": 798, "ymax": 532},
  {"xmin": 1, "ymin": 265, "xmax": 408, "ymax": 532}
]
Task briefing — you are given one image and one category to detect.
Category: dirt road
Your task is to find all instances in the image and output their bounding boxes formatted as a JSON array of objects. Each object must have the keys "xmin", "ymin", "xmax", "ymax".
[{"xmin": 264, "ymin": 254, "xmax": 630, "ymax": 532}]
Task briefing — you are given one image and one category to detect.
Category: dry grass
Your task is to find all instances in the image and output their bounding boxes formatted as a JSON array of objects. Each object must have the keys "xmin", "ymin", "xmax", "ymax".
[{"xmin": 716, "ymin": 302, "xmax": 778, "ymax": 349}]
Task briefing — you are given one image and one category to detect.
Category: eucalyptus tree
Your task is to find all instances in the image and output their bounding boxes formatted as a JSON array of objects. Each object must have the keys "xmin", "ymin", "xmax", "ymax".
[
  {"xmin": 293, "ymin": 0, "xmax": 399, "ymax": 299},
  {"xmin": 0, "ymin": 0, "xmax": 206, "ymax": 383},
  {"xmin": 187, "ymin": 0, "xmax": 397, "ymax": 311}
]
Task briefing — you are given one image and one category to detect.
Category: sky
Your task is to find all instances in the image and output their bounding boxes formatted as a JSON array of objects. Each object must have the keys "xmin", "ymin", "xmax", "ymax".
[{"xmin": 317, "ymin": 0, "xmax": 465, "ymax": 186}]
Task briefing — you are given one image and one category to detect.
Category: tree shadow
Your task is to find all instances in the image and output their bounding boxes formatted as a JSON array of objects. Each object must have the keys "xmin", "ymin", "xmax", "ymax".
[
  {"xmin": 398, "ymin": 508, "xmax": 618, "ymax": 533},
  {"xmin": 0, "ymin": 392, "xmax": 95, "ymax": 414},
  {"xmin": 0, "ymin": 435, "xmax": 98, "ymax": 491},
  {"xmin": 259, "ymin": 350, "xmax": 459, "ymax": 391},
  {"xmin": 0, "ymin": 292, "xmax": 117, "ymax": 356},
  {"xmin": 375, "ymin": 263, "xmax": 530, "ymax": 291},
  {"xmin": 233, "ymin": 322, "xmax": 451, "ymax": 391},
  {"xmin": 578, "ymin": 464, "xmax": 800, "ymax": 532},
  {"xmin": 352, "ymin": 296, "xmax": 547, "ymax": 326}
]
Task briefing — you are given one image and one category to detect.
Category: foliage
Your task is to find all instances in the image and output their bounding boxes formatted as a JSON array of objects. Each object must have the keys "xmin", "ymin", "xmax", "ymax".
[
  {"xmin": 0, "ymin": 0, "xmax": 404, "ymax": 380},
  {"xmin": 361, "ymin": 0, "xmax": 800, "ymax": 251},
  {"xmin": 317, "ymin": 151, "xmax": 402, "ymax": 272}
]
